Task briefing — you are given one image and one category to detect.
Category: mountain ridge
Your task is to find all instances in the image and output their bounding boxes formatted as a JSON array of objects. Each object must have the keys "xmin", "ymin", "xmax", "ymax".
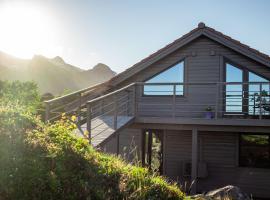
[{"xmin": 0, "ymin": 51, "xmax": 116, "ymax": 95}]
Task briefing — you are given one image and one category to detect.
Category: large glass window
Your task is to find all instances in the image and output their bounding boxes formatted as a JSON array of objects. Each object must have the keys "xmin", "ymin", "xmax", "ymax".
[
  {"xmin": 239, "ymin": 133, "xmax": 270, "ymax": 168},
  {"xmin": 225, "ymin": 62, "xmax": 270, "ymax": 116},
  {"xmin": 248, "ymin": 72, "xmax": 270, "ymax": 115},
  {"xmin": 225, "ymin": 63, "xmax": 243, "ymax": 113},
  {"xmin": 143, "ymin": 61, "xmax": 184, "ymax": 96}
]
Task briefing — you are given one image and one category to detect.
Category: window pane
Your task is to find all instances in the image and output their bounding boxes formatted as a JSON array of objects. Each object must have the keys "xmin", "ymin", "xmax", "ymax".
[
  {"xmin": 239, "ymin": 134, "xmax": 270, "ymax": 168},
  {"xmin": 248, "ymin": 72, "xmax": 270, "ymax": 115},
  {"xmin": 143, "ymin": 62, "xmax": 184, "ymax": 95},
  {"xmin": 225, "ymin": 64, "xmax": 243, "ymax": 112}
]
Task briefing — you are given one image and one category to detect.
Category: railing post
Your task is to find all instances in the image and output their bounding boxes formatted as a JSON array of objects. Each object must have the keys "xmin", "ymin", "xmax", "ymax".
[
  {"xmin": 172, "ymin": 84, "xmax": 176, "ymax": 118},
  {"xmin": 259, "ymin": 83, "xmax": 263, "ymax": 120},
  {"xmin": 133, "ymin": 84, "xmax": 137, "ymax": 117},
  {"xmin": 114, "ymin": 94, "xmax": 118, "ymax": 130},
  {"xmin": 127, "ymin": 90, "xmax": 130, "ymax": 116},
  {"xmin": 86, "ymin": 102, "xmax": 92, "ymax": 144},
  {"xmin": 77, "ymin": 93, "xmax": 82, "ymax": 124},
  {"xmin": 215, "ymin": 83, "xmax": 219, "ymax": 119},
  {"xmin": 45, "ymin": 102, "xmax": 50, "ymax": 122}
]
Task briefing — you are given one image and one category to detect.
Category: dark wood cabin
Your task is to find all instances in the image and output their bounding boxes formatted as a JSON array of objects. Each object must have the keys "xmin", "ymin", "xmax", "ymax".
[{"xmin": 45, "ymin": 23, "xmax": 270, "ymax": 198}]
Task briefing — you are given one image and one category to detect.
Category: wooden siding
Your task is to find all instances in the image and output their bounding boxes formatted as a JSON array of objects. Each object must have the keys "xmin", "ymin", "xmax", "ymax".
[
  {"xmin": 163, "ymin": 130, "xmax": 270, "ymax": 198},
  {"xmin": 101, "ymin": 134, "xmax": 117, "ymax": 153},
  {"xmin": 198, "ymin": 131, "xmax": 270, "ymax": 198},
  {"xmin": 163, "ymin": 130, "xmax": 192, "ymax": 184},
  {"xmin": 100, "ymin": 127, "xmax": 142, "ymax": 162},
  {"xmin": 114, "ymin": 36, "xmax": 270, "ymax": 118}
]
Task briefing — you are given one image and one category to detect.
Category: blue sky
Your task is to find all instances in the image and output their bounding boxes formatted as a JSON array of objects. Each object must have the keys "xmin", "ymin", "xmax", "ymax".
[{"xmin": 0, "ymin": 0, "xmax": 270, "ymax": 72}]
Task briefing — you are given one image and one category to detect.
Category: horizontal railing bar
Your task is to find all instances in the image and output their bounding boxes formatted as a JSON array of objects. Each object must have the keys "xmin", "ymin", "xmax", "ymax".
[
  {"xmin": 138, "ymin": 103, "xmax": 217, "ymax": 106},
  {"xmin": 50, "ymin": 99, "xmax": 81, "ymax": 112},
  {"xmin": 45, "ymin": 82, "xmax": 107, "ymax": 104},
  {"xmin": 137, "ymin": 81, "xmax": 270, "ymax": 86},
  {"xmin": 91, "ymin": 109, "xmax": 115, "ymax": 121},
  {"xmin": 87, "ymin": 83, "xmax": 135, "ymax": 105}
]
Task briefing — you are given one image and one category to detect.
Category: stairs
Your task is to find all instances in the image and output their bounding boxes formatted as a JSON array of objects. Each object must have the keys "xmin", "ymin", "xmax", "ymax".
[
  {"xmin": 75, "ymin": 115, "xmax": 134, "ymax": 147},
  {"xmin": 74, "ymin": 83, "xmax": 137, "ymax": 147}
]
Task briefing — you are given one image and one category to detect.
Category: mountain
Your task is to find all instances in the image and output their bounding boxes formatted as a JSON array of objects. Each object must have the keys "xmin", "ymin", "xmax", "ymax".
[{"xmin": 0, "ymin": 51, "xmax": 116, "ymax": 95}]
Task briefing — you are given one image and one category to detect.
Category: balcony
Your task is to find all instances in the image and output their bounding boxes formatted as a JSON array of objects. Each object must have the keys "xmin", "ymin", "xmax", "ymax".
[
  {"xmin": 45, "ymin": 81, "xmax": 270, "ymax": 146},
  {"xmin": 137, "ymin": 82, "xmax": 270, "ymax": 119}
]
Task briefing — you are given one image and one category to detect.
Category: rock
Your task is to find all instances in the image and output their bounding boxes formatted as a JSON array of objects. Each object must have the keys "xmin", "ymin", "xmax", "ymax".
[{"xmin": 205, "ymin": 185, "xmax": 250, "ymax": 200}]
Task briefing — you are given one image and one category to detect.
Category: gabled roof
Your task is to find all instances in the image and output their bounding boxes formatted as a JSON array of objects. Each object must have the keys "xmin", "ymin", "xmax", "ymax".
[{"xmin": 109, "ymin": 22, "xmax": 270, "ymax": 86}]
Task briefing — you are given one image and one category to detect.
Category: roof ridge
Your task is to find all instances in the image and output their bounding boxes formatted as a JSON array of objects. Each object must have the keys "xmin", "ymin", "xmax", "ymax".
[
  {"xmin": 109, "ymin": 22, "xmax": 270, "ymax": 85},
  {"xmin": 204, "ymin": 26, "xmax": 270, "ymax": 60}
]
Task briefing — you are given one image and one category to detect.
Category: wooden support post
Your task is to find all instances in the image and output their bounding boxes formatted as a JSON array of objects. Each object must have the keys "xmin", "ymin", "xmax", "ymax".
[
  {"xmin": 148, "ymin": 131, "xmax": 153, "ymax": 170},
  {"xmin": 126, "ymin": 91, "xmax": 129, "ymax": 116},
  {"xmin": 133, "ymin": 84, "xmax": 137, "ymax": 117},
  {"xmin": 141, "ymin": 130, "xmax": 146, "ymax": 167},
  {"xmin": 191, "ymin": 128, "xmax": 198, "ymax": 194},
  {"xmin": 77, "ymin": 93, "xmax": 82, "ymax": 124},
  {"xmin": 172, "ymin": 84, "xmax": 176, "ymax": 118},
  {"xmin": 114, "ymin": 95, "xmax": 118, "ymax": 130},
  {"xmin": 86, "ymin": 103, "xmax": 92, "ymax": 144},
  {"xmin": 45, "ymin": 102, "xmax": 50, "ymax": 122},
  {"xmin": 215, "ymin": 83, "xmax": 219, "ymax": 119},
  {"xmin": 116, "ymin": 133, "xmax": 120, "ymax": 156},
  {"xmin": 259, "ymin": 83, "xmax": 263, "ymax": 120}
]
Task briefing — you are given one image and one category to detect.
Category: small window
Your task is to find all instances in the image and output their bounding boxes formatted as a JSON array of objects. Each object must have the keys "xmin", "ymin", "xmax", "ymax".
[
  {"xmin": 143, "ymin": 61, "xmax": 184, "ymax": 96},
  {"xmin": 239, "ymin": 133, "xmax": 270, "ymax": 168}
]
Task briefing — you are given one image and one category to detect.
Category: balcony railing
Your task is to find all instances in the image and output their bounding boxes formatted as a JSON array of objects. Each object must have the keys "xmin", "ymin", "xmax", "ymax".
[
  {"xmin": 85, "ymin": 83, "xmax": 136, "ymax": 144},
  {"xmin": 135, "ymin": 82, "xmax": 270, "ymax": 119}
]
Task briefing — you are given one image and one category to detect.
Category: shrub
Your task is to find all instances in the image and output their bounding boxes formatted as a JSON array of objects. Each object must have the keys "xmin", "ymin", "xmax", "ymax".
[
  {"xmin": 0, "ymin": 106, "xmax": 185, "ymax": 199},
  {"xmin": 0, "ymin": 81, "xmax": 185, "ymax": 199},
  {"xmin": 0, "ymin": 80, "xmax": 41, "ymax": 112}
]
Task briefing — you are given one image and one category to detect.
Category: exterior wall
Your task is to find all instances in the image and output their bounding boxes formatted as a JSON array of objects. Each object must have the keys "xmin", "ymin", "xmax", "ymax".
[
  {"xmin": 100, "ymin": 127, "xmax": 142, "ymax": 163},
  {"xmin": 163, "ymin": 130, "xmax": 192, "ymax": 185},
  {"xmin": 115, "ymin": 36, "xmax": 270, "ymax": 118},
  {"xmin": 163, "ymin": 130, "xmax": 270, "ymax": 198},
  {"xmin": 198, "ymin": 131, "xmax": 270, "ymax": 198}
]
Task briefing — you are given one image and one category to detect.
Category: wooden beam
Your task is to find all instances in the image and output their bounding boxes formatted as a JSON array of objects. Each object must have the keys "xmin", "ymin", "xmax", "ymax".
[
  {"xmin": 141, "ymin": 130, "xmax": 146, "ymax": 167},
  {"xmin": 148, "ymin": 131, "xmax": 153, "ymax": 170},
  {"xmin": 45, "ymin": 102, "xmax": 50, "ymax": 122},
  {"xmin": 116, "ymin": 133, "xmax": 120, "ymax": 156},
  {"xmin": 135, "ymin": 117, "xmax": 270, "ymax": 127},
  {"xmin": 191, "ymin": 128, "xmax": 198, "ymax": 194},
  {"xmin": 86, "ymin": 103, "xmax": 92, "ymax": 144},
  {"xmin": 132, "ymin": 122, "xmax": 270, "ymax": 133}
]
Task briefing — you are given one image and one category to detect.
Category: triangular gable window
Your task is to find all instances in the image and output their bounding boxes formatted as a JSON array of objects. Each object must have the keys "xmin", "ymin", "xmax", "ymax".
[
  {"xmin": 143, "ymin": 61, "xmax": 184, "ymax": 96},
  {"xmin": 248, "ymin": 72, "xmax": 270, "ymax": 115},
  {"xmin": 225, "ymin": 62, "xmax": 270, "ymax": 116}
]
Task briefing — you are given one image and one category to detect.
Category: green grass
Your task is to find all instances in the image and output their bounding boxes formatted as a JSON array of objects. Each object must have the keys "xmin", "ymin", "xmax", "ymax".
[{"xmin": 0, "ymin": 80, "xmax": 186, "ymax": 200}]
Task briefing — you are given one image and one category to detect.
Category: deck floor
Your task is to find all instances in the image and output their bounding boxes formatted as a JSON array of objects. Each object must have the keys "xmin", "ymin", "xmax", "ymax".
[{"xmin": 74, "ymin": 115, "xmax": 133, "ymax": 147}]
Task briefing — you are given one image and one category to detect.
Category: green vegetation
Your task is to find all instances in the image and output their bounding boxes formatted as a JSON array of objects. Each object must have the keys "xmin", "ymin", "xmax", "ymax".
[
  {"xmin": 0, "ymin": 81, "xmax": 185, "ymax": 199},
  {"xmin": 241, "ymin": 134, "xmax": 269, "ymax": 145}
]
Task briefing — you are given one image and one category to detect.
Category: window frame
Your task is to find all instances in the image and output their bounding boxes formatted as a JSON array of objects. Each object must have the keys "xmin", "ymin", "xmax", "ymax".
[
  {"xmin": 238, "ymin": 133, "xmax": 270, "ymax": 169},
  {"xmin": 142, "ymin": 60, "xmax": 186, "ymax": 97},
  {"xmin": 223, "ymin": 58, "xmax": 270, "ymax": 117},
  {"xmin": 223, "ymin": 60, "xmax": 247, "ymax": 115}
]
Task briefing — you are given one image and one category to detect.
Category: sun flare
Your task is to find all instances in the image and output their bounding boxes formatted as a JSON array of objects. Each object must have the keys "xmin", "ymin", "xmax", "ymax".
[{"xmin": 0, "ymin": 2, "xmax": 58, "ymax": 58}]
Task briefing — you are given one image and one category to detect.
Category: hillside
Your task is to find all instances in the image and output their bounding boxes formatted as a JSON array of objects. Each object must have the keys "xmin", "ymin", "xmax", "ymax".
[
  {"xmin": 0, "ymin": 51, "xmax": 116, "ymax": 95},
  {"xmin": 0, "ymin": 81, "xmax": 185, "ymax": 200}
]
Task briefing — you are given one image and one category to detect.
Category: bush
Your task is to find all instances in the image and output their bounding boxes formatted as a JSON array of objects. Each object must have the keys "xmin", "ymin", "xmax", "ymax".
[
  {"xmin": 0, "ymin": 106, "xmax": 185, "ymax": 199},
  {"xmin": 0, "ymin": 80, "xmax": 41, "ymax": 112},
  {"xmin": 0, "ymin": 81, "xmax": 185, "ymax": 200}
]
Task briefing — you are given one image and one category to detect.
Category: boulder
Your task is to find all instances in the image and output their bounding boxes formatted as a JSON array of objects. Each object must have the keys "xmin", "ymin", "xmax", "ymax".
[
  {"xmin": 191, "ymin": 185, "xmax": 251, "ymax": 200},
  {"xmin": 205, "ymin": 185, "xmax": 250, "ymax": 200}
]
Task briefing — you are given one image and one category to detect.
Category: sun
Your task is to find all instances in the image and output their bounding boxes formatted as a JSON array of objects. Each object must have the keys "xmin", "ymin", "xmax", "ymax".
[{"xmin": 0, "ymin": 2, "xmax": 57, "ymax": 58}]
